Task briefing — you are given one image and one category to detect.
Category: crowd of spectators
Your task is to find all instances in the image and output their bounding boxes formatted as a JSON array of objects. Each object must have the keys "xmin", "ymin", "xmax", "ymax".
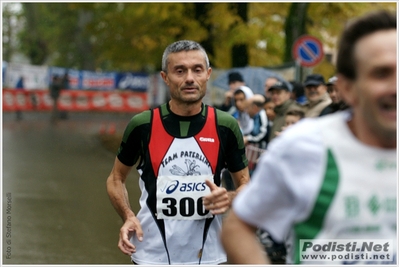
[{"xmin": 215, "ymin": 70, "xmax": 347, "ymax": 263}]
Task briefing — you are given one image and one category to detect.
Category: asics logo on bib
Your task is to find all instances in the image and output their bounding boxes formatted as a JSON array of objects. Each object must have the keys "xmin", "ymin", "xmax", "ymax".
[
  {"xmin": 163, "ymin": 180, "xmax": 207, "ymax": 194},
  {"xmin": 165, "ymin": 180, "xmax": 180, "ymax": 194},
  {"xmin": 199, "ymin": 137, "xmax": 215, "ymax": 143}
]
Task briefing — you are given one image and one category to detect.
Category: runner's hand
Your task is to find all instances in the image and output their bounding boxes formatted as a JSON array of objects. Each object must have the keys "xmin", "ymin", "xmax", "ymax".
[
  {"xmin": 118, "ymin": 216, "xmax": 143, "ymax": 255},
  {"xmin": 203, "ymin": 179, "xmax": 229, "ymax": 215}
]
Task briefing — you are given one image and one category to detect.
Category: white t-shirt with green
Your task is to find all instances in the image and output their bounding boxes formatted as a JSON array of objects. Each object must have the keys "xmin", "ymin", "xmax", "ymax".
[{"xmin": 233, "ymin": 110, "xmax": 397, "ymax": 264}]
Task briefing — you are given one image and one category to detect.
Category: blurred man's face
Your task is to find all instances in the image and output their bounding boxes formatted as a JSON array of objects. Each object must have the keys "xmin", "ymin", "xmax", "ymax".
[
  {"xmin": 305, "ymin": 84, "xmax": 327, "ymax": 103},
  {"xmin": 264, "ymin": 101, "xmax": 276, "ymax": 121},
  {"xmin": 234, "ymin": 92, "xmax": 247, "ymax": 112},
  {"xmin": 270, "ymin": 89, "xmax": 291, "ymax": 107},
  {"xmin": 327, "ymin": 84, "xmax": 342, "ymax": 104},
  {"xmin": 264, "ymin": 77, "xmax": 278, "ymax": 97},
  {"xmin": 341, "ymin": 29, "xmax": 396, "ymax": 145}
]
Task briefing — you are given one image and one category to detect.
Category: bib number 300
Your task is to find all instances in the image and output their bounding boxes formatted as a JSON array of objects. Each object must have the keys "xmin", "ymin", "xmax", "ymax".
[
  {"xmin": 162, "ymin": 197, "xmax": 209, "ymax": 218},
  {"xmin": 156, "ymin": 175, "xmax": 214, "ymax": 220}
]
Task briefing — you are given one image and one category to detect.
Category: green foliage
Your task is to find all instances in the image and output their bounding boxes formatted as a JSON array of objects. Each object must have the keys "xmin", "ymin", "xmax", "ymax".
[
  {"xmin": 5, "ymin": 2, "xmax": 397, "ymax": 73},
  {"xmin": 2, "ymin": 3, "xmax": 16, "ymax": 62},
  {"xmin": 86, "ymin": 3, "xmax": 208, "ymax": 71},
  {"xmin": 308, "ymin": 2, "xmax": 396, "ymax": 77}
]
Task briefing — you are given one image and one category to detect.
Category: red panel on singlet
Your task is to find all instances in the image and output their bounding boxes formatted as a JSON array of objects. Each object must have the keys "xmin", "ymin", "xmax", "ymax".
[{"xmin": 148, "ymin": 106, "xmax": 220, "ymax": 177}]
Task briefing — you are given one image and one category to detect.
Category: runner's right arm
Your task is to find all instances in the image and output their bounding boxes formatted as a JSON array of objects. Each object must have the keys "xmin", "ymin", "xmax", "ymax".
[{"xmin": 106, "ymin": 157, "xmax": 143, "ymax": 255}]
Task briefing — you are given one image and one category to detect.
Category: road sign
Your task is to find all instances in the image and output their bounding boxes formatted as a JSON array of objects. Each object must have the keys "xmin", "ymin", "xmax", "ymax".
[{"xmin": 292, "ymin": 35, "xmax": 324, "ymax": 67}]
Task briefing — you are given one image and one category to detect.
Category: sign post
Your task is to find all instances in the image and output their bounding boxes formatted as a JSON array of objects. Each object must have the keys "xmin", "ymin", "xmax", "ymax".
[{"xmin": 292, "ymin": 35, "xmax": 324, "ymax": 81}]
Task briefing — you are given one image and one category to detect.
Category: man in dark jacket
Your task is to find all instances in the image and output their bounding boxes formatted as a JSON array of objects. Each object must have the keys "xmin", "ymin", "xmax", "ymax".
[
  {"xmin": 319, "ymin": 76, "xmax": 349, "ymax": 116},
  {"xmin": 268, "ymin": 81, "xmax": 301, "ymax": 142}
]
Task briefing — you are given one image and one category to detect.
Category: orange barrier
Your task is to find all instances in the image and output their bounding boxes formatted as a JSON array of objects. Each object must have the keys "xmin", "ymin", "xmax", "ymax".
[{"xmin": 2, "ymin": 89, "xmax": 149, "ymax": 112}]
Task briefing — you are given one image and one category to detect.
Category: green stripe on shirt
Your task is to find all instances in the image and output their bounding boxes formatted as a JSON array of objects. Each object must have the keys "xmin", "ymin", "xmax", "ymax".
[{"xmin": 294, "ymin": 148, "xmax": 340, "ymax": 264}]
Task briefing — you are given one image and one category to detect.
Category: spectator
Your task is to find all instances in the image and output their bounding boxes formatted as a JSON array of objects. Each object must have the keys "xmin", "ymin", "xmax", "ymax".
[
  {"xmin": 16, "ymin": 76, "xmax": 24, "ymax": 89},
  {"xmin": 15, "ymin": 76, "xmax": 24, "ymax": 121},
  {"xmin": 243, "ymin": 94, "xmax": 268, "ymax": 175},
  {"xmin": 232, "ymin": 88, "xmax": 254, "ymax": 136},
  {"xmin": 263, "ymin": 98, "xmax": 275, "ymax": 147},
  {"xmin": 59, "ymin": 71, "xmax": 70, "ymax": 120},
  {"xmin": 283, "ymin": 109, "xmax": 305, "ymax": 128},
  {"xmin": 220, "ymin": 10, "xmax": 396, "ymax": 264},
  {"xmin": 267, "ymin": 81, "xmax": 301, "ymax": 142},
  {"xmin": 49, "ymin": 75, "xmax": 62, "ymax": 123},
  {"xmin": 217, "ymin": 71, "xmax": 253, "ymax": 115},
  {"xmin": 264, "ymin": 76, "xmax": 279, "ymax": 99},
  {"xmin": 221, "ymin": 75, "xmax": 254, "ymax": 192},
  {"xmin": 290, "ymin": 80, "xmax": 307, "ymax": 105},
  {"xmin": 263, "ymin": 98, "xmax": 276, "ymax": 121},
  {"xmin": 61, "ymin": 71, "xmax": 69, "ymax": 89},
  {"xmin": 244, "ymin": 94, "xmax": 268, "ymax": 148},
  {"xmin": 275, "ymin": 109, "xmax": 305, "ymax": 136},
  {"xmin": 319, "ymin": 76, "xmax": 349, "ymax": 116},
  {"xmin": 301, "ymin": 74, "xmax": 332, "ymax": 117}
]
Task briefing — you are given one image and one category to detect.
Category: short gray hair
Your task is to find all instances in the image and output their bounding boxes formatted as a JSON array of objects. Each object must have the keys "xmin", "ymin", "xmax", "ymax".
[{"xmin": 161, "ymin": 40, "xmax": 210, "ymax": 72}]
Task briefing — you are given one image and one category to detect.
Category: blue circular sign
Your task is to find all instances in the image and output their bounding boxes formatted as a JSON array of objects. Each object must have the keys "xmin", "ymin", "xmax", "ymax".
[{"xmin": 292, "ymin": 35, "xmax": 324, "ymax": 67}]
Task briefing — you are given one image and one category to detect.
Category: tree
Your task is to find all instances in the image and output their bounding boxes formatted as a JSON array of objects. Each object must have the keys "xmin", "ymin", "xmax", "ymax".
[
  {"xmin": 194, "ymin": 3, "xmax": 214, "ymax": 66},
  {"xmin": 16, "ymin": 3, "xmax": 97, "ymax": 69},
  {"xmin": 7, "ymin": 2, "xmax": 396, "ymax": 74},
  {"xmin": 18, "ymin": 3, "xmax": 49, "ymax": 65},
  {"xmin": 230, "ymin": 3, "xmax": 249, "ymax": 67},
  {"xmin": 284, "ymin": 3, "xmax": 309, "ymax": 63},
  {"xmin": 2, "ymin": 3, "xmax": 16, "ymax": 62}
]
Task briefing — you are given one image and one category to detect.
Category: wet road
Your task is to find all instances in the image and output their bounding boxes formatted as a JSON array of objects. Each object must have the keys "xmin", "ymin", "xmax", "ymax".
[{"xmin": 2, "ymin": 111, "xmax": 141, "ymax": 264}]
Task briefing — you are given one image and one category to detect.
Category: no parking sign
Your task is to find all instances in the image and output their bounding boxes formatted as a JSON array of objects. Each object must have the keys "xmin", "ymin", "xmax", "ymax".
[{"xmin": 292, "ymin": 35, "xmax": 324, "ymax": 67}]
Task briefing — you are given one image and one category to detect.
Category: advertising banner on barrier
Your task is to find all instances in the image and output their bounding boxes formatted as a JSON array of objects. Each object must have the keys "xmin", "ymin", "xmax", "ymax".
[
  {"xmin": 49, "ymin": 67, "xmax": 81, "ymax": 90},
  {"xmin": 4, "ymin": 62, "xmax": 49, "ymax": 90},
  {"xmin": 115, "ymin": 72, "xmax": 149, "ymax": 91},
  {"xmin": 81, "ymin": 71, "xmax": 117, "ymax": 90},
  {"xmin": 2, "ymin": 89, "xmax": 149, "ymax": 112}
]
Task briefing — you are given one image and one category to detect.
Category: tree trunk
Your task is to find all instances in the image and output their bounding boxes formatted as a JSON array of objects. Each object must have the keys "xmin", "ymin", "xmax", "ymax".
[
  {"xmin": 194, "ymin": 3, "xmax": 214, "ymax": 66},
  {"xmin": 76, "ymin": 9, "xmax": 96, "ymax": 70},
  {"xmin": 230, "ymin": 3, "xmax": 248, "ymax": 67},
  {"xmin": 284, "ymin": 3, "xmax": 309, "ymax": 63},
  {"xmin": 22, "ymin": 3, "xmax": 48, "ymax": 65}
]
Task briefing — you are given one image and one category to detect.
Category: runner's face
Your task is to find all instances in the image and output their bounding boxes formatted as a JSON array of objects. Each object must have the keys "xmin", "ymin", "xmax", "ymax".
[
  {"xmin": 161, "ymin": 50, "xmax": 211, "ymax": 104},
  {"xmin": 350, "ymin": 29, "xmax": 397, "ymax": 139}
]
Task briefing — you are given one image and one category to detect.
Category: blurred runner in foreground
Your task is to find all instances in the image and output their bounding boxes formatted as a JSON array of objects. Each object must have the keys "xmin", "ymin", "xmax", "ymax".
[{"xmin": 221, "ymin": 10, "xmax": 396, "ymax": 265}]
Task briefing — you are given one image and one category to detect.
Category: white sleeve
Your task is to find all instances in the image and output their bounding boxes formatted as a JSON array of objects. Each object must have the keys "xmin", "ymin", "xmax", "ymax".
[{"xmin": 233, "ymin": 118, "xmax": 327, "ymax": 243}]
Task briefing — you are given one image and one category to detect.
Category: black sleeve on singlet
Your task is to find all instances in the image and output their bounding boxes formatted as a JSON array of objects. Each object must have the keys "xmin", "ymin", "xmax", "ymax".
[{"xmin": 117, "ymin": 110, "xmax": 151, "ymax": 166}]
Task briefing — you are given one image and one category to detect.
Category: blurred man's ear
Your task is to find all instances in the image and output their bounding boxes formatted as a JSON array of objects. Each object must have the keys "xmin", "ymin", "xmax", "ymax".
[{"xmin": 336, "ymin": 74, "xmax": 355, "ymax": 107}]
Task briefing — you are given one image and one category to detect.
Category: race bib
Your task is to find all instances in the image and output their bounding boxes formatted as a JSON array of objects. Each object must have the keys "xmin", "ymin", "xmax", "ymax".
[{"xmin": 156, "ymin": 175, "xmax": 214, "ymax": 220}]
